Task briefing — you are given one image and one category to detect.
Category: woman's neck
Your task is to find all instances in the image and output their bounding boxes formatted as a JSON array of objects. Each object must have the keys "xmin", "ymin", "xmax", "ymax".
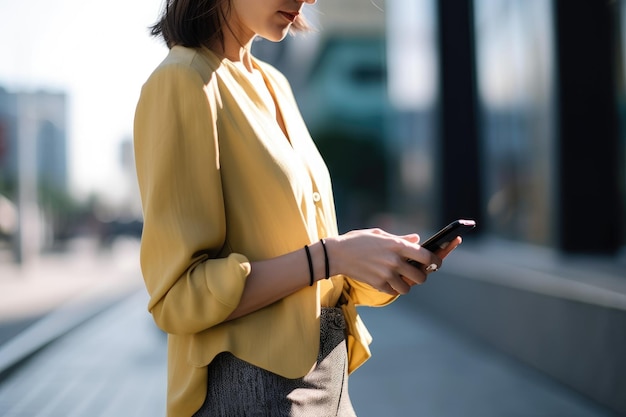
[
  {"xmin": 207, "ymin": 40, "xmax": 254, "ymax": 72},
  {"xmin": 207, "ymin": 4, "xmax": 258, "ymax": 72}
]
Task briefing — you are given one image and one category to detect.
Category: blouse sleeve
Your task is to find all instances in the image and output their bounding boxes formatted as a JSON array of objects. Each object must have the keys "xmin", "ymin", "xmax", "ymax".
[{"xmin": 133, "ymin": 63, "xmax": 250, "ymax": 336}]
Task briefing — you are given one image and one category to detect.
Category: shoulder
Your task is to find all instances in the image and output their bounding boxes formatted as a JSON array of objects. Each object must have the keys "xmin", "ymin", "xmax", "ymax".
[
  {"xmin": 136, "ymin": 47, "xmax": 223, "ymax": 126},
  {"xmin": 143, "ymin": 46, "xmax": 223, "ymax": 91}
]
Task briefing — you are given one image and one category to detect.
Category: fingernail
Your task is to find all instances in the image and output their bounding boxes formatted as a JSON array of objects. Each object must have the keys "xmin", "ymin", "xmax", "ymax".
[{"xmin": 426, "ymin": 263, "xmax": 438, "ymax": 272}]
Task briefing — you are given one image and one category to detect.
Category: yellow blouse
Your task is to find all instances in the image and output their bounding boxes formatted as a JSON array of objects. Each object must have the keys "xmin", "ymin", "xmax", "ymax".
[{"xmin": 134, "ymin": 46, "xmax": 397, "ymax": 417}]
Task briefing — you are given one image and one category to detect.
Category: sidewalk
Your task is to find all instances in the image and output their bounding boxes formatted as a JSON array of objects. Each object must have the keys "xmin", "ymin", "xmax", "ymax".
[
  {"xmin": 0, "ymin": 237, "xmax": 144, "ymax": 378},
  {"xmin": 0, "ymin": 237, "xmax": 142, "ymax": 319},
  {"xmin": 0, "ymin": 290, "xmax": 166, "ymax": 417},
  {"xmin": 0, "ymin": 264, "xmax": 619, "ymax": 416},
  {"xmin": 352, "ymin": 299, "xmax": 618, "ymax": 417}
]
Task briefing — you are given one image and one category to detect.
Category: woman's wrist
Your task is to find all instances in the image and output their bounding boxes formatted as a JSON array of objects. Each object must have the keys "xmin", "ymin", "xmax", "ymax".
[
  {"xmin": 305, "ymin": 239, "xmax": 337, "ymax": 284},
  {"xmin": 317, "ymin": 236, "xmax": 342, "ymax": 279},
  {"xmin": 319, "ymin": 239, "xmax": 330, "ymax": 280}
]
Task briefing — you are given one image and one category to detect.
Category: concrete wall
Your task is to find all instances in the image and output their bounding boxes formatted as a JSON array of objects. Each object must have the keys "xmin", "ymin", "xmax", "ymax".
[{"xmin": 406, "ymin": 240, "xmax": 626, "ymax": 415}]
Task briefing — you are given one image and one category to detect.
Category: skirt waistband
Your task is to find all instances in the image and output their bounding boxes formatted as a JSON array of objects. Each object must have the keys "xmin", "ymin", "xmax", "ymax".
[{"xmin": 320, "ymin": 307, "xmax": 346, "ymax": 331}]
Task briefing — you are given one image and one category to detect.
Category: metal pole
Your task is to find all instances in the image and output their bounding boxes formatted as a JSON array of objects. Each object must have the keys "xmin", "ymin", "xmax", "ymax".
[
  {"xmin": 436, "ymin": 0, "xmax": 483, "ymax": 227},
  {"xmin": 13, "ymin": 93, "xmax": 39, "ymax": 264}
]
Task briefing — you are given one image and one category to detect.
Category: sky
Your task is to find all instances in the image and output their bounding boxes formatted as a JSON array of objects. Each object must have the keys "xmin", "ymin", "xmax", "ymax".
[{"xmin": 0, "ymin": 0, "xmax": 168, "ymax": 203}]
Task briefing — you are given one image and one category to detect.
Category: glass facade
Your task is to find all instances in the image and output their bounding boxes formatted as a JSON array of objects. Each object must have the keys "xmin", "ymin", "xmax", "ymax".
[
  {"xmin": 385, "ymin": 0, "xmax": 564, "ymax": 244},
  {"xmin": 386, "ymin": 0, "xmax": 439, "ymax": 231},
  {"xmin": 473, "ymin": 0, "xmax": 556, "ymax": 245}
]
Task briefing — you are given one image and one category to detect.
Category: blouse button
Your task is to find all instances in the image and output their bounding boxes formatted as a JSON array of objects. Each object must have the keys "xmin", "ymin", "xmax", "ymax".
[{"xmin": 312, "ymin": 192, "xmax": 321, "ymax": 203}]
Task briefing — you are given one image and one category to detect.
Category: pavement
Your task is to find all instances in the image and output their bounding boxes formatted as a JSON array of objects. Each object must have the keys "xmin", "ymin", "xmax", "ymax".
[
  {"xmin": 0, "ymin": 237, "xmax": 144, "ymax": 377},
  {"xmin": 0, "ymin": 238, "xmax": 621, "ymax": 416}
]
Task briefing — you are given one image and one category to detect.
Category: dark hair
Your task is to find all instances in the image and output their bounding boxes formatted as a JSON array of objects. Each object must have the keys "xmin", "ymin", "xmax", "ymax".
[
  {"xmin": 150, "ymin": 0, "xmax": 311, "ymax": 50},
  {"xmin": 150, "ymin": 0, "xmax": 226, "ymax": 49}
]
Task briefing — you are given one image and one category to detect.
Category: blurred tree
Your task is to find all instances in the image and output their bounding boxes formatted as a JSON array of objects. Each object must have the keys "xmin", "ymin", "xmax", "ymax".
[
  {"xmin": 313, "ymin": 128, "xmax": 390, "ymax": 232},
  {"xmin": 38, "ymin": 181, "xmax": 86, "ymax": 245},
  {"xmin": 0, "ymin": 176, "xmax": 93, "ymax": 248}
]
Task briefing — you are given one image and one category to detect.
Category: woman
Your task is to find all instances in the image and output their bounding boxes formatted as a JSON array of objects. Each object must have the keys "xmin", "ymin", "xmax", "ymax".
[{"xmin": 133, "ymin": 0, "xmax": 462, "ymax": 415}]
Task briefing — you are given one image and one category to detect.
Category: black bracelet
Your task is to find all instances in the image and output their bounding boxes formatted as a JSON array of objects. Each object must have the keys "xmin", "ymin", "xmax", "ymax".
[
  {"xmin": 320, "ymin": 238, "xmax": 330, "ymax": 280},
  {"xmin": 304, "ymin": 245, "xmax": 314, "ymax": 286}
]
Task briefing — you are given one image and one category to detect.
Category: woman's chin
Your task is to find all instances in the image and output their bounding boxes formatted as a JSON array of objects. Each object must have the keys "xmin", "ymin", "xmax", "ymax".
[{"xmin": 261, "ymin": 27, "xmax": 292, "ymax": 43}]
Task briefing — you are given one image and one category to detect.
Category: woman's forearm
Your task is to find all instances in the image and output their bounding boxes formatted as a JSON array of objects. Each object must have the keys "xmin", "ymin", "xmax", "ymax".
[
  {"xmin": 224, "ymin": 229, "xmax": 453, "ymax": 322},
  {"xmin": 225, "ymin": 241, "xmax": 329, "ymax": 321}
]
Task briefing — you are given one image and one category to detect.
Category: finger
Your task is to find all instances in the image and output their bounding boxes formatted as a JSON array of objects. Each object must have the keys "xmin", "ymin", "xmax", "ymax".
[
  {"xmin": 404, "ymin": 248, "xmax": 437, "ymax": 268},
  {"xmin": 379, "ymin": 281, "xmax": 401, "ymax": 296},
  {"xmin": 436, "ymin": 236, "xmax": 462, "ymax": 260},
  {"xmin": 402, "ymin": 271, "xmax": 428, "ymax": 287},
  {"xmin": 401, "ymin": 276, "xmax": 414, "ymax": 286},
  {"xmin": 371, "ymin": 228, "xmax": 395, "ymax": 237},
  {"xmin": 399, "ymin": 233, "xmax": 421, "ymax": 244},
  {"xmin": 405, "ymin": 247, "xmax": 442, "ymax": 272},
  {"xmin": 399, "ymin": 257, "xmax": 430, "ymax": 285},
  {"xmin": 385, "ymin": 274, "xmax": 411, "ymax": 295}
]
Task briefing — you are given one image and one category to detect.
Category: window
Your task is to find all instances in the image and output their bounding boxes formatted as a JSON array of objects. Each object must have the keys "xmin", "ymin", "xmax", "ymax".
[{"xmin": 474, "ymin": 0, "xmax": 556, "ymax": 245}]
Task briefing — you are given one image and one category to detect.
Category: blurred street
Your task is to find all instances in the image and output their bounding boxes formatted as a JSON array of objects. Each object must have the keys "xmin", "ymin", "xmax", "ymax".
[
  {"xmin": 0, "ymin": 240, "xmax": 620, "ymax": 416},
  {"xmin": 0, "ymin": 238, "xmax": 143, "ymax": 347}
]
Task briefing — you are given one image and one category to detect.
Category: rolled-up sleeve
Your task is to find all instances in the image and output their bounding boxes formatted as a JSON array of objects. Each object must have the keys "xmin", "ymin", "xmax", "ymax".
[{"xmin": 134, "ymin": 63, "xmax": 250, "ymax": 335}]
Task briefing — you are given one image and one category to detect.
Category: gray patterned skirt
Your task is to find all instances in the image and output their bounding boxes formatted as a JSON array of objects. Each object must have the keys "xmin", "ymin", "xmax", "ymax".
[{"xmin": 192, "ymin": 307, "xmax": 357, "ymax": 417}]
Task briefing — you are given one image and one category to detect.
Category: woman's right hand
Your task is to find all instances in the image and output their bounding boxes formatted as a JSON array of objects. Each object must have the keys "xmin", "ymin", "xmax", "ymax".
[
  {"xmin": 225, "ymin": 228, "xmax": 461, "ymax": 321},
  {"xmin": 324, "ymin": 228, "xmax": 457, "ymax": 296}
]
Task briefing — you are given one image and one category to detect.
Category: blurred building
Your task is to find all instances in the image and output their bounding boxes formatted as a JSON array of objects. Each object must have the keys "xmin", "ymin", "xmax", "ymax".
[
  {"xmin": 0, "ymin": 87, "xmax": 68, "ymax": 194},
  {"xmin": 0, "ymin": 87, "xmax": 69, "ymax": 257}
]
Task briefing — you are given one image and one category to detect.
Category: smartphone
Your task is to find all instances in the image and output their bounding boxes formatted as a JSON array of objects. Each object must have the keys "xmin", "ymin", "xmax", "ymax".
[{"xmin": 408, "ymin": 219, "xmax": 476, "ymax": 267}]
